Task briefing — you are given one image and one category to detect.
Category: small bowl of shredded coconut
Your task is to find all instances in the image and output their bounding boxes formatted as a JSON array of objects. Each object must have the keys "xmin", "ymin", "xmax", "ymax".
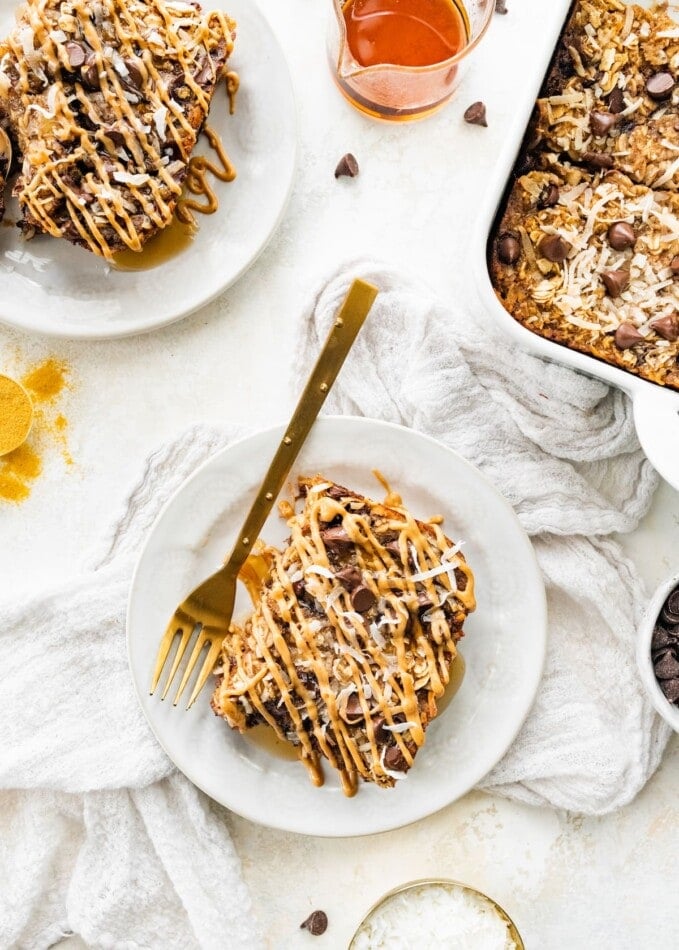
[{"xmin": 350, "ymin": 879, "xmax": 523, "ymax": 950}]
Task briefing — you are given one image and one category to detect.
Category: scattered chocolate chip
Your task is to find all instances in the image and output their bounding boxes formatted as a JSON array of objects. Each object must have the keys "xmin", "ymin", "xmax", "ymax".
[
  {"xmin": 351, "ymin": 585, "xmax": 376, "ymax": 613},
  {"xmin": 646, "ymin": 71, "xmax": 675, "ymax": 101},
  {"xmin": 497, "ymin": 231, "xmax": 521, "ymax": 265},
  {"xmin": 537, "ymin": 183, "xmax": 559, "ymax": 209},
  {"xmin": 608, "ymin": 86, "xmax": 625, "ymax": 114},
  {"xmin": 495, "ymin": 0, "xmax": 508, "ymax": 13},
  {"xmin": 335, "ymin": 566, "xmax": 362, "ymax": 591},
  {"xmin": 538, "ymin": 233, "xmax": 571, "ymax": 263},
  {"xmin": 334, "ymin": 153, "xmax": 359, "ymax": 179},
  {"xmin": 614, "ymin": 321, "xmax": 643, "ymax": 349},
  {"xmin": 385, "ymin": 539, "xmax": 402, "ymax": 560},
  {"xmin": 670, "ymin": 256, "xmax": 679, "ymax": 275},
  {"xmin": 655, "ymin": 652, "xmax": 679, "ymax": 680},
  {"xmin": 607, "ymin": 221, "xmax": 636, "ymax": 251},
  {"xmin": 582, "ymin": 151, "xmax": 615, "ymax": 169},
  {"xmin": 320, "ymin": 526, "xmax": 352, "ymax": 550},
  {"xmin": 342, "ymin": 693, "xmax": 365, "ymax": 724},
  {"xmin": 326, "ymin": 484, "xmax": 350, "ymax": 501},
  {"xmin": 650, "ymin": 314, "xmax": 679, "ymax": 342},
  {"xmin": 65, "ymin": 40, "xmax": 86, "ymax": 68},
  {"xmin": 590, "ymin": 110, "xmax": 617, "ymax": 136},
  {"xmin": 300, "ymin": 911, "xmax": 328, "ymax": 936},
  {"xmin": 417, "ymin": 592, "xmax": 434, "ymax": 612},
  {"xmin": 371, "ymin": 716, "xmax": 389, "ymax": 741},
  {"xmin": 602, "ymin": 268, "xmax": 630, "ymax": 298},
  {"xmin": 384, "ymin": 744, "xmax": 409, "ymax": 772},
  {"xmin": 463, "ymin": 101, "xmax": 487, "ymax": 127}
]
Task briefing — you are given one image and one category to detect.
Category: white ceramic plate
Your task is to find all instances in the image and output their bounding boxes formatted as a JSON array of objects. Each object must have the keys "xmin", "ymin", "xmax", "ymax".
[
  {"xmin": 0, "ymin": 0, "xmax": 296, "ymax": 339},
  {"xmin": 128, "ymin": 417, "xmax": 547, "ymax": 837}
]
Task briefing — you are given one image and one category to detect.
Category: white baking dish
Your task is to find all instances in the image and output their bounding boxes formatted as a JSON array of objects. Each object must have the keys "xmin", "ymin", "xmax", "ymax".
[{"xmin": 473, "ymin": 0, "xmax": 679, "ymax": 491}]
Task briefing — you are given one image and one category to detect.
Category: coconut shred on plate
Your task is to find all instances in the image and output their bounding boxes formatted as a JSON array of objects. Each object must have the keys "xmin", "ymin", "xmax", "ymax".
[{"xmin": 352, "ymin": 883, "xmax": 518, "ymax": 950}]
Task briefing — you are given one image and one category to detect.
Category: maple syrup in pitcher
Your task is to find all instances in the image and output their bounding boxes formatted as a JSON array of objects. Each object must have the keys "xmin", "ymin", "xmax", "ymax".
[{"xmin": 333, "ymin": 0, "xmax": 471, "ymax": 119}]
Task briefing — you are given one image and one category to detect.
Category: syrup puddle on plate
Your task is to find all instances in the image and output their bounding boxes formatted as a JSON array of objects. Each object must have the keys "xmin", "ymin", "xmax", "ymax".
[{"xmin": 111, "ymin": 215, "xmax": 196, "ymax": 272}]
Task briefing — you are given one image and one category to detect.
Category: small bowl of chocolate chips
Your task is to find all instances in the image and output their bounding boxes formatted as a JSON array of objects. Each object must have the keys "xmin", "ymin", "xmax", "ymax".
[{"xmin": 637, "ymin": 573, "xmax": 679, "ymax": 731}]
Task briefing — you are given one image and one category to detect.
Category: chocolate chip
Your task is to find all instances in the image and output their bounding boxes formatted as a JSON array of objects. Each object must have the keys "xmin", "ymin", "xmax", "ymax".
[
  {"xmin": 124, "ymin": 59, "xmax": 144, "ymax": 89},
  {"xmin": 650, "ymin": 314, "xmax": 679, "ymax": 342},
  {"xmin": 607, "ymin": 221, "xmax": 636, "ymax": 251},
  {"xmin": 614, "ymin": 322, "xmax": 643, "ymax": 349},
  {"xmin": 385, "ymin": 539, "xmax": 402, "ymax": 560},
  {"xmin": 670, "ymin": 256, "xmax": 679, "ymax": 275},
  {"xmin": 334, "ymin": 153, "xmax": 359, "ymax": 179},
  {"xmin": 602, "ymin": 268, "xmax": 630, "ymax": 298},
  {"xmin": 537, "ymin": 183, "xmax": 559, "ymax": 209},
  {"xmin": 652, "ymin": 625, "xmax": 677, "ymax": 653},
  {"xmin": 497, "ymin": 231, "xmax": 521, "ymax": 265},
  {"xmin": 538, "ymin": 233, "xmax": 571, "ymax": 263},
  {"xmin": 65, "ymin": 41, "xmax": 86, "ymax": 68},
  {"xmin": 342, "ymin": 693, "xmax": 365, "ymax": 724},
  {"xmin": 646, "ymin": 71, "xmax": 675, "ymax": 101},
  {"xmin": 292, "ymin": 580, "xmax": 306, "ymax": 600},
  {"xmin": 582, "ymin": 151, "xmax": 615, "ymax": 169},
  {"xmin": 655, "ymin": 652, "xmax": 679, "ymax": 680},
  {"xmin": 495, "ymin": 0, "xmax": 507, "ymax": 13},
  {"xmin": 82, "ymin": 55, "xmax": 100, "ymax": 90},
  {"xmin": 300, "ymin": 911, "xmax": 328, "ymax": 936},
  {"xmin": 590, "ymin": 111, "xmax": 617, "ymax": 136},
  {"xmin": 371, "ymin": 715, "xmax": 388, "ymax": 741},
  {"xmin": 335, "ymin": 566, "xmax": 362, "ymax": 591},
  {"xmin": 326, "ymin": 483, "xmax": 350, "ymax": 501},
  {"xmin": 320, "ymin": 526, "xmax": 352, "ymax": 550},
  {"xmin": 661, "ymin": 677, "xmax": 679, "ymax": 704},
  {"xmin": 384, "ymin": 744, "xmax": 408, "ymax": 772},
  {"xmin": 608, "ymin": 86, "xmax": 625, "ymax": 114},
  {"xmin": 351, "ymin": 585, "xmax": 376, "ymax": 613},
  {"xmin": 661, "ymin": 603, "xmax": 679, "ymax": 627},
  {"xmin": 463, "ymin": 101, "xmax": 487, "ymax": 127}
]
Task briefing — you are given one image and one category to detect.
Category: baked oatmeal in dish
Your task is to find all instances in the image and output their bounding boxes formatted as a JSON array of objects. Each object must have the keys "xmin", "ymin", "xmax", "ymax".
[
  {"xmin": 490, "ymin": 0, "xmax": 679, "ymax": 390},
  {"xmin": 0, "ymin": 0, "xmax": 235, "ymax": 257},
  {"xmin": 211, "ymin": 475, "xmax": 475, "ymax": 796}
]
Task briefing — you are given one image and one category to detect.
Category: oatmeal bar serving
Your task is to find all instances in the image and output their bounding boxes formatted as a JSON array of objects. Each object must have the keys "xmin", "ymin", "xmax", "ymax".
[
  {"xmin": 211, "ymin": 475, "xmax": 475, "ymax": 796},
  {"xmin": 0, "ymin": 0, "xmax": 235, "ymax": 257},
  {"xmin": 490, "ymin": 0, "xmax": 679, "ymax": 390}
]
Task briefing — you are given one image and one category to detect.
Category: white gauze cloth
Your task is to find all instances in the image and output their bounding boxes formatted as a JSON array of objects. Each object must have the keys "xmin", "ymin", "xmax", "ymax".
[{"xmin": 0, "ymin": 263, "xmax": 671, "ymax": 948}]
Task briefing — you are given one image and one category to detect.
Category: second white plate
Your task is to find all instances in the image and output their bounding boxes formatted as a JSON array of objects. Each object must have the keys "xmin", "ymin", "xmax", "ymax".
[
  {"xmin": 127, "ymin": 417, "xmax": 547, "ymax": 837},
  {"xmin": 0, "ymin": 0, "xmax": 296, "ymax": 339}
]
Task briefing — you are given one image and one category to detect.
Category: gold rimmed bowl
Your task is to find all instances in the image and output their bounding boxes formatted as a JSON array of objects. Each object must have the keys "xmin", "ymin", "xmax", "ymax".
[{"xmin": 349, "ymin": 878, "xmax": 525, "ymax": 949}]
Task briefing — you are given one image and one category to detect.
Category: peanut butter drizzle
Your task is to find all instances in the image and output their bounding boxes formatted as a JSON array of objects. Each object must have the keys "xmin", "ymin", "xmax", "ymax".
[
  {"xmin": 175, "ymin": 124, "xmax": 236, "ymax": 226},
  {"xmin": 226, "ymin": 70, "xmax": 240, "ymax": 115},
  {"xmin": 217, "ymin": 477, "xmax": 475, "ymax": 796},
  {"xmin": 0, "ymin": 0, "xmax": 235, "ymax": 258}
]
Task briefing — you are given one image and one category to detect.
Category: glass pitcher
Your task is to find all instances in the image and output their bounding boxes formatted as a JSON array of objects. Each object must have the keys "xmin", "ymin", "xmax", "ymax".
[{"xmin": 328, "ymin": 0, "xmax": 494, "ymax": 121}]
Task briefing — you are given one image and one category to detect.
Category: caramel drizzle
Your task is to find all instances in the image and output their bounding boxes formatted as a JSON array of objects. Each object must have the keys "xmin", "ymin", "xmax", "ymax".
[
  {"xmin": 176, "ymin": 123, "xmax": 236, "ymax": 226},
  {"xmin": 217, "ymin": 478, "xmax": 475, "ymax": 796},
  {"xmin": 0, "ymin": 0, "xmax": 234, "ymax": 258}
]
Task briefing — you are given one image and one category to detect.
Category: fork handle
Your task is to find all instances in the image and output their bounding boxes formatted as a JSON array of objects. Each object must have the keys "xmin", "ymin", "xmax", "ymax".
[{"xmin": 227, "ymin": 278, "xmax": 379, "ymax": 571}]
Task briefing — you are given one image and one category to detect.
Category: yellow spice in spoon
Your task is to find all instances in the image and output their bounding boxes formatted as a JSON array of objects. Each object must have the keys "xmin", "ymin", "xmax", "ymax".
[{"xmin": 0, "ymin": 374, "xmax": 34, "ymax": 456}]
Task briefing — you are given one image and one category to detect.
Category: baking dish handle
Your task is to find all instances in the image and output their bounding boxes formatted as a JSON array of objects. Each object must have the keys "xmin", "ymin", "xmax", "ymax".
[{"xmin": 633, "ymin": 388, "xmax": 679, "ymax": 492}]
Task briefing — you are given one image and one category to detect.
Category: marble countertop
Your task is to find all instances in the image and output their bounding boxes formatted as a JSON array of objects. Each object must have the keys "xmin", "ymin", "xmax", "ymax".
[{"xmin": 2, "ymin": 0, "xmax": 678, "ymax": 947}]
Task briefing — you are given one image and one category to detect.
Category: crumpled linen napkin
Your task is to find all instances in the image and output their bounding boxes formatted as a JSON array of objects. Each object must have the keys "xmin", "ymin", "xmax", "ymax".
[{"xmin": 0, "ymin": 262, "xmax": 671, "ymax": 948}]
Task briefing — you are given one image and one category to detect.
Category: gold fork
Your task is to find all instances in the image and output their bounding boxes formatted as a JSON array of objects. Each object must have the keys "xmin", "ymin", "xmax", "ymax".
[{"xmin": 150, "ymin": 278, "xmax": 379, "ymax": 709}]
